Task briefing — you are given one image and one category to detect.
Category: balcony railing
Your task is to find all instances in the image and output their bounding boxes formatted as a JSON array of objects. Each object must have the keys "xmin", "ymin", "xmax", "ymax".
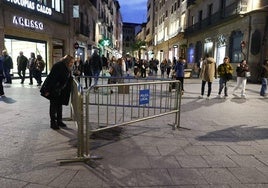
[{"xmin": 185, "ymin": 1, "xmax": 242, "ymax": 34}]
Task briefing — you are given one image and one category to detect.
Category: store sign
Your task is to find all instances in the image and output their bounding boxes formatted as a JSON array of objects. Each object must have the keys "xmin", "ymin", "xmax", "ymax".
[
  {"xmin": 5, "ymin": 0, "xmax": 52, "ymax": 15},
  {"xmin": 13, "ymin": 16, "xmax": 44, "ymax": 30}
]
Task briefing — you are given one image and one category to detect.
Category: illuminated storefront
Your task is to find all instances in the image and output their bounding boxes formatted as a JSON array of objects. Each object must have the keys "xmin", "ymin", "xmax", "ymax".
[{"xmin": 0, "ymin": 0, "xmax": 73, "ymax": 77}]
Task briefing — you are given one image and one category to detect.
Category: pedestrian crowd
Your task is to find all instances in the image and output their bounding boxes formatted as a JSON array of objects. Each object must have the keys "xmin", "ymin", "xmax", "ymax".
[
  {"xmin": 0, "ymin": 49, "xmax": 46, "ymax": 97},
  {"xmin": 1, "ymin": 49, "xmax": 268, "ymax": 129},
  {"xmin": 198, "ymin": 53, "xmax": 268, "ymax": 99}
]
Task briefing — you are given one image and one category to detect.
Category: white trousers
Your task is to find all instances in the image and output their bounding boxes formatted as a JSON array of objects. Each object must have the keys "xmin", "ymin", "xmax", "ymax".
[{"xmin": 233, "ymin": 77, "xmax": 247, "ymax": 95}]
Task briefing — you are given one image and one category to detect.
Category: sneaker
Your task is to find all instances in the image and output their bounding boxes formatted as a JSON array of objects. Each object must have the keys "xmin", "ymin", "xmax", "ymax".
[
  {"xmin": 216, "ymin": 94, "xmax": 222, "ymax": 99},
  {"xmin": 206, "ymin": 96, "xmax": 210, "ymax": 100},
  {"xmin": 241, "ymin": 94, "xmax": 246, "ymax": 98},
  {"xmin": 198, "ymin": 95, "xmax": 204, "ymax": 99},
  {"xmin": 224, "ymin": 95, "xmax": 228, "ymax": 99}
]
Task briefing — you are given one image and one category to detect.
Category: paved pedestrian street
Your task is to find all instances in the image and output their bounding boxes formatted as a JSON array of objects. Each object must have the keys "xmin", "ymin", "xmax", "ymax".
[{"xmin": 0, "ymin": 79, "xmax": 268, "ymax": 188}]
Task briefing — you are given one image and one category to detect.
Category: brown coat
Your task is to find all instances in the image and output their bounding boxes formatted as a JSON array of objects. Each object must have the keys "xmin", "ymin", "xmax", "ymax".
[{"xmin": 200, "ymin": 57, "xmax": 217, "ymax": 82}]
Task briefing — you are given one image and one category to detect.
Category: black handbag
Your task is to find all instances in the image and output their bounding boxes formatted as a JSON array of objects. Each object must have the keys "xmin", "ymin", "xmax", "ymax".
[{"xmin": 225, "ymin": 73, "xmax": 233, "ymax": 81}]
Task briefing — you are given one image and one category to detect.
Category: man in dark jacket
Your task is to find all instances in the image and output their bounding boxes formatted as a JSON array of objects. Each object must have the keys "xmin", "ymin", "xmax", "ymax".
[
  {"xmin": 83, "ymin": 55, "xmax": 93, "ymax": 89},
  {"xmin": 90, "ymin": 50, "xmax": 102, "ymax": 86},
  {"xmin": 17, "ymin": 51, "xmax": 29, "ymax": 84},
  {"xmin": 40, "ymin": 55, "xmax": 75, "ymax": 130},
  {"xmin": 0, "ymin": 55, "xmax": 5, "ymax": 96},
  {"xmin": 174, "ymin": 57, "xmax": 185, "ymax": 93},
  {"xmin": 2, "ymin": 50, "xmax": 13, "ymax": 84}
]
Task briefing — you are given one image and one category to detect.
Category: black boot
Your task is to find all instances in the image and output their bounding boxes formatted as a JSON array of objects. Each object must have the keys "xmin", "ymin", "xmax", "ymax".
[
  {"xmin": 58, "ymin": 121, "xmax": 67, "ymax": 128},
  {"xmin": 50, "ymin": 120, "xmax": 59, "ymax": 130}
]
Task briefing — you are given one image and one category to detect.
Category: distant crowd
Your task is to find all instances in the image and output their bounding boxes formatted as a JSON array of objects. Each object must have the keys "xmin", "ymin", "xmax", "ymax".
[{"xmin": 1, "ymin": 49, "xmax": 268, "ymax": 100}]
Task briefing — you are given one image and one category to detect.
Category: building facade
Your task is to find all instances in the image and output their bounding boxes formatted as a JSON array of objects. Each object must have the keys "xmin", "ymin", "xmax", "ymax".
[
  {"xmin": 0, "ymin": 0, "xmax": 73, "ymax": 76},
  {"xmin": 146, "ymin": 0, "xmax": 188, "ymax": 63},
  {"xmin": 185, "ymin": 0, "xmax": 268, "ymax": 82},
  {"xmin": 97, "ymin": 0, "xmax": 123, "ymax": 60},
  {"xmin": 122, "ymin": 23, "xmax": 142, "ymax": 57},
  {"xmin": 0, "ymin": 0, "xmax": 123, "ymax": 77},
  {"xmin": 146, "ymin": 0, "xmax": 268, "ymax": 82}
]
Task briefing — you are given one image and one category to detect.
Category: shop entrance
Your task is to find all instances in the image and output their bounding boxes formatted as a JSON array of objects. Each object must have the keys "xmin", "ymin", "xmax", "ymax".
[{"xmin": 4, "ymin": 36, "xmax": 47, "ymax": 78}]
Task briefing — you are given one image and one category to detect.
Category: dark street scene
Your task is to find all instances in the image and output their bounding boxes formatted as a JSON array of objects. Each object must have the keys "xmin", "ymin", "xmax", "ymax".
[{"xmin": 0, "ymin": 0, "xmax": 268, "ymax": 187}]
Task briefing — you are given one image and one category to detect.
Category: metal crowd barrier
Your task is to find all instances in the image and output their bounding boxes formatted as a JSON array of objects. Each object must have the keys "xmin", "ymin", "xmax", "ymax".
[
  {"xmin": 59, "ymin": 78, "xmax": 88, "ymax": 164},
  {"xmin": 59, "ymin": 76, "xmax": 182, "ymax": 164},
  {"xmin": 85, "ymin": 80, "xmax": 182, "ymax": 132}
]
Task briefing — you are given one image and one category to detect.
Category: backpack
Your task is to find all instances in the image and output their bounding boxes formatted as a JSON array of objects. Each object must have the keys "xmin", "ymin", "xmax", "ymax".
[{"xmin": 36, "ymin": 60, "xmax": 45, "ymax": 71}]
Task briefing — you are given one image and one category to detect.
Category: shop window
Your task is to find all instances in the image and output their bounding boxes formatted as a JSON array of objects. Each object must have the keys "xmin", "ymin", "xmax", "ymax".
[
  {"xmin": 4, "ymin": 37, "xmax": 47, "ymax": 76},
  {"xmin": 187, "ymin": 43, "xmax": 194, "ymax": 64},
  {"xmin": 52, "ymin": 0, "xmax": 64, "ymax": 13}
]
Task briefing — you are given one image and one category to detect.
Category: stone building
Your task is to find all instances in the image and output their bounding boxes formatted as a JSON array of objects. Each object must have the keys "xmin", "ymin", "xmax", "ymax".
[
  {"xmin": 186, "ymin": 0, "xmax": 268, "ymax": 82},
  {"xmin": 146, "ymin": 0, "xmax": 268, "ymax": 82},
  {"xmin": 146, "ymin": 0, "xmax": 188, "ymax": 64}
]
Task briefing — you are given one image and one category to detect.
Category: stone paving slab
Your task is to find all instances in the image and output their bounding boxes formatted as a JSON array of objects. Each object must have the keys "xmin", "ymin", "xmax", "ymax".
[{"xmin": 0, "ymin": 79, "xmax": 268, "ymax": 187}]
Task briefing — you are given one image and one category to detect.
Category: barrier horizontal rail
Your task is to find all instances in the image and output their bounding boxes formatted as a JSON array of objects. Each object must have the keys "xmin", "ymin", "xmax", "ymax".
[{"xmin": 85, "ymin": 80, "xmax": 182, "ymax": 133}]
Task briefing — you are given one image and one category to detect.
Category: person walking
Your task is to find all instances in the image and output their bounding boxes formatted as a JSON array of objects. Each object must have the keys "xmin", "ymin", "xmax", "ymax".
[
  {"xmin": 140, "ymin": 60, "xmax": 147, "ymax": 78},
  {"xmin": 34, "ymin": 55, "xmax": 45, "ymax": 86},
  {"xmin": 160, "ymin": 59, "xmax": 167, "ymax": 78},
  {"xmin": 232, "ymin": 59, "xmax": 250, "ymax": 98},
  {"xmin": 260, "ymin": 59, "xmax": 268, "ymax": 97},
  {"xmin": 199, "ymin": 53, "xmax": 217, "ymax": 99},
  {"xmin": 40, "ymin": 55, "xmax": 75, "ymax": 130},
  {"xmin": 109, "ymin": 57, "xmax": 123, "ymax": 84},
  {"xmin": 133, "ymin": 58, "xmax": 141, "ymax": 77},
  {"xmin": 0, "ymin": 54, "xmax": 5, "ymax": 97},
  {"xmin": 28, "ymin": 52, "xmax": 36, "ymax": 85},
  {"xmin": 83, "ymin": 55, "xmax": 93, "ymax": 89},
  {"xmin": 2, "ymin": 50, "xmax": 13, "ymax": 84},
  {"xmin": 166, "ymin": 59, "xmax": 172, "ymax": 78},
  {"xmin": 73, "ymin": 56, "xmax": 83, "ymax": 83},
  {"xmin": 217, "ymin": 56, "xmax": 233, "ymax": 98},
  {"xmin": 17, "ymin": 51, "xmax": 29, "ymax": 84},
  {"xmin": 90, "ymin": 50, "xmax": 102, "ymax": 86},
  {"xmin": 102, "ymin": 55, "xmax": 108, "ymax": 70},
  {"xmin": 174, "ymin": 57, "xmax": 185, "ymax": 93}
]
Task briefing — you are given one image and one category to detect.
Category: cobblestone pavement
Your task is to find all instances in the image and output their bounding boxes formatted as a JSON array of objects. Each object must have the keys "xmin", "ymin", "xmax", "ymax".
[{"xmin": 0, "ymin": 78, "xmax": 268, "ymax": 188}]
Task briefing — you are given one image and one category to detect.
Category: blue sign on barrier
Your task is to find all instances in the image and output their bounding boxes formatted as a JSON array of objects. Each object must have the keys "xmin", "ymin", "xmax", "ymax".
[{"xmin": 139, "ymin": 89, "xmax": 150, "ymax": 105}]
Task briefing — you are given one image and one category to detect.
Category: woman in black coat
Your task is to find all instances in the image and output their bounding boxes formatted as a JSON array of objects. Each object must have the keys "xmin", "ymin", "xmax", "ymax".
[{"xmin": 40, "ymin": 55, "xmax": 75, "ymax": 130}]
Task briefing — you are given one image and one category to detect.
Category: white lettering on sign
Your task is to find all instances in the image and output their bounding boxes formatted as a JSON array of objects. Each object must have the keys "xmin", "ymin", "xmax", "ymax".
[
  {"xmin": 5, "ymin": 0, "xmax": 52, "ymax": 15},
  {"xmin": 36, "ymin": 4, "xmax": 52, "ymax": 15},
  {"xmin": 6, "ymin": 0, "xmax": 35, "ymax": 10},
  {"xmin": 13, "ymin": 16, "xmax": 44, "ymax": 30}
]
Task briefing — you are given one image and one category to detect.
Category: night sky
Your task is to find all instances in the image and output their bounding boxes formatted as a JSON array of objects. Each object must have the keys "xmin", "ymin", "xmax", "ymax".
[{"xmin": 118, "ymin": 0, "xmax": 147, "ymax": 24}]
